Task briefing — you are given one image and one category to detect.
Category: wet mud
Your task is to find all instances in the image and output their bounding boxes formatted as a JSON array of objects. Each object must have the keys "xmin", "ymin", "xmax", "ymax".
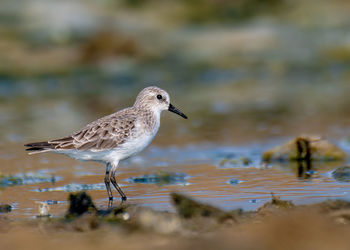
[{"xmin": 2, "ymin": 191, "xmax": 350, "ymax": 250}]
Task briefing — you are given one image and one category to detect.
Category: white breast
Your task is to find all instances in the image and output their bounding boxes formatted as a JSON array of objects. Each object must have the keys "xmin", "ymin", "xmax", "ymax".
[{"xmin": 103, "ymin": 115, "xmax": 160, "ymax": 163}]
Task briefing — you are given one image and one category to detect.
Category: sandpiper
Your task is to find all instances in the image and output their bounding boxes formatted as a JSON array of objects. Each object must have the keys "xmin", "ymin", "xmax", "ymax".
[{"xmin": 25, "ymin": 86, "xmax": 187, "ymax": 204}]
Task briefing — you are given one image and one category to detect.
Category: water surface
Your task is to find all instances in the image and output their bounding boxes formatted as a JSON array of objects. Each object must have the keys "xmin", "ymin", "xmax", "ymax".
[{"xmin": 1, "ymin": 141, "xmax": 350, "ymax": 219}]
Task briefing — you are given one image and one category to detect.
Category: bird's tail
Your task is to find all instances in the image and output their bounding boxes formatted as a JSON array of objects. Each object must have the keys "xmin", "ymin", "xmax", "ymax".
[{"xmin": 24, "ymin": 141, "xmax": 55, "ymax": 154}]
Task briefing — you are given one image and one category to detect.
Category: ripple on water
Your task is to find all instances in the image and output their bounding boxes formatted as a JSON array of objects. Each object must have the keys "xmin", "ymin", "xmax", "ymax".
[
  {"xmin": 0, "ymin": 172, "xmax": 62, "ymax": 187},
  {"xmin": 127, "ymin": 172, "xmax": 190, "ymax": 186},
  {"xmin": 128, "ymin": 144, "xmax": 263, "ymax": 169},
  {"xmin": 32, "ymin": 183, "xmax": 108, "ymax": 192}
]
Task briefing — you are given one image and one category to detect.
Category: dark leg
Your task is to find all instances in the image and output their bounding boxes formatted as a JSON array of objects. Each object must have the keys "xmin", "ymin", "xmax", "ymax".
[
  {"xmin": 110, "ymin": 162, "xmax": 127, "ymax": 201},
  {"xmin": 104, "ymin": 163, "xmax": 113, "ymax": 203}
]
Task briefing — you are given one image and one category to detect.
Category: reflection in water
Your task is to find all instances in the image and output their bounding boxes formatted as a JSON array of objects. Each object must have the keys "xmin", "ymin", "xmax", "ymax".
[
  {"xmin": 296, "ymin": 137, "xmax": 313, "ymax": 180},
  {"xmin": 297, "ymin": 160, "xmax": 314, "ymax": 180}
]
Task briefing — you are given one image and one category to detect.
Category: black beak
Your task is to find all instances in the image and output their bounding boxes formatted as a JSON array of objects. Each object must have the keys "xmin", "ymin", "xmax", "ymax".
[{"xmin": 168, "ymin": 104, "xmax": 188, "ymax": 119}]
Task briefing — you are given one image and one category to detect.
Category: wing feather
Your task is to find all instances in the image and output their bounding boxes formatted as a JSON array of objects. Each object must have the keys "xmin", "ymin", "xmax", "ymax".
[{"xmin": 61, "ymin": 108, "xmax": 137, "ymax": 151}]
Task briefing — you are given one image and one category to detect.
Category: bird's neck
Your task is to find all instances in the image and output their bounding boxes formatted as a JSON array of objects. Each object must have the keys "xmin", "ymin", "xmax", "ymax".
[
  {"xmin": 135, "ymin": 106, "xmax": 161, "ymax": 134},
  {"xmin": 135, "ymin": 103, "xmax": 161, "ymax": 118}
]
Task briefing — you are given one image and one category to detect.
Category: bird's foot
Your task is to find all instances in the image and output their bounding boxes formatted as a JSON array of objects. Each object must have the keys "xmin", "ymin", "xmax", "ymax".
[{"xmin": 108, "ymin": 197, "xmax": 114, "ymax": 208}]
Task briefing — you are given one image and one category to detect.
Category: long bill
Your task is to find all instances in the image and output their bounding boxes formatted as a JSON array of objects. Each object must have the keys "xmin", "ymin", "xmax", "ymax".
[{"xmin": 168, "ymin": 104, "xmax": 188, "ymax": 119}]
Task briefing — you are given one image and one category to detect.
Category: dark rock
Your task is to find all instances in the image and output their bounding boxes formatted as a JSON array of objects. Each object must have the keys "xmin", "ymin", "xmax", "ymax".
[
  {"xmin": 171, "ymin": 193, "xmax": 222, "ymax": 219},
  {"xmin": 171, "ymin": 193, "xmax": 238, "ymax": 223},
  {"xmin": 66, "ymin": 191, "xmax": 97, "ymax": 218},
  {"xmin": 0, "ymin": 204, "xmax": 11, "ymax": 213}
]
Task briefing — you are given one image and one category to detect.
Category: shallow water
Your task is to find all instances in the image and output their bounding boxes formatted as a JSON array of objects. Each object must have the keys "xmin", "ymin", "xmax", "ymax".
[{"xmin": 1, "ymin": 140, "xmax": 350, "ymax": 219}]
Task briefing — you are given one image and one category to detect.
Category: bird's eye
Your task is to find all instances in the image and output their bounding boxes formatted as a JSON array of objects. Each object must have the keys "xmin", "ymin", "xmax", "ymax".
[{"xmin": 157, "ymin": 94, "xmax": 162, "ymax": 100}]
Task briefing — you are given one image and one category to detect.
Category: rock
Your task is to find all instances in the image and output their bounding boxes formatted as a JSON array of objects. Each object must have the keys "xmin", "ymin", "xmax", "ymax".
[
  {"xmin": 171, "ymin": 193, "xmax": 239, "ymax": 223},
  {"xmin": 262, "ymin": 135, "xmax": 346, "ymax": 162},
  {"xmin": 101, "ymin": 204, "xmax": 183, "ymax": 234},
  {"xmin": 171, "ymin": 192, "xmax": 224, "ymax": 219},
  {"xmin": 219, "ymin": 157, "xmax": 252, "ymax": 168},
  {"xmin": 66, "ymin": 191, "xmax": 97, "ymax": 218},
  {"xmin": 332, "ymin": 166, "xmax": 350, "ymax": 182},
  {"xmin": 257, "ymin": 194, "xmax": 295, "ymax": 215},
  {"xmin": 228, "ymin": 178, "xmax": 243, "ymax": 185},
  {"xmin": 36, "ymin": 202, "xmax": 50, "ymax": 217},
  {"xmin": 129, "ymin": 207, "xmax": 182, "ymax": 234},
  {"xmin": 0, "ymin": 204, "xmax": 12, "ymax": 213}
]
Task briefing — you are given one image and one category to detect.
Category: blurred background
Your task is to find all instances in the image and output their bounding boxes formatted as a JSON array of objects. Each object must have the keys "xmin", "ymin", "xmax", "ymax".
[{"xmin": 2, "ymin": 0, "xmax": 350, "ymax": 146}]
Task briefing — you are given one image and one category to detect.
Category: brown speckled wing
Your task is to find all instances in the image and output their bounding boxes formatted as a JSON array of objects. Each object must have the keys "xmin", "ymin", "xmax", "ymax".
[{"xmin": 49, "ymin": 108, "xmax": 137, "ymax": 151}]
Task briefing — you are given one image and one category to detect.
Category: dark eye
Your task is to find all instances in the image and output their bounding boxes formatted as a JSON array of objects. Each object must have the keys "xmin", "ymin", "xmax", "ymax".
[{"xmin": 157, "ymin": 94, "xmax": 162, "ymax": 100}]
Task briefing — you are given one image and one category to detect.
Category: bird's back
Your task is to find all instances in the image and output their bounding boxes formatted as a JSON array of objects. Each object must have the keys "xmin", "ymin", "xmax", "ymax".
[{"xmin": 25, "ymin": 107, "xmax": 138, "ymax": 152}]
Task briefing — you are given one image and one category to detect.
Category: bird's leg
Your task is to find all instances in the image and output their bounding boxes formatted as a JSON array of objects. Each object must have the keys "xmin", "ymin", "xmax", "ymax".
[
  {"xmin": 104, "ymin": 163, "xmax": 113, "ymax": 203},
  {"xmin": 110, "ymin": 162, "xmax": 127, "ymax": 201}
]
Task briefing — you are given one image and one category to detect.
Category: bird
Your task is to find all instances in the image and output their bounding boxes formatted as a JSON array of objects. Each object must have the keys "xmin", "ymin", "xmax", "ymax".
[{"xmin": 25, "ymin": 86, "xmax": 187, "ymax": 205}]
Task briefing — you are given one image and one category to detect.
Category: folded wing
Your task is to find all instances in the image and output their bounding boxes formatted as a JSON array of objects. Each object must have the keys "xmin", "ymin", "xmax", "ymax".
[{"xmin": 25, "ymin": 110, "xmax": 137, "ymax": 153}]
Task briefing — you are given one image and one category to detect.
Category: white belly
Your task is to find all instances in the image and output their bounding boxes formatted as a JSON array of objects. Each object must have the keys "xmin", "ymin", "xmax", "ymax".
[
  {"xmin": 55, "ymin": 132, "xmax": 155, "ymax": 164},
  {"xmin": 105, "ymin": 132, "xmax": 155, "ymax": 162}
]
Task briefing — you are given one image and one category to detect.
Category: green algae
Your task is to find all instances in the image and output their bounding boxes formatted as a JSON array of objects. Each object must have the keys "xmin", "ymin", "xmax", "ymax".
[
  {"xmin": 127, "ymin": 171, "xmax": 189, "ymax": 186},
  {"xmin": 0, "ymin": 172, "xmax": 60, "ymax": 188},
  {"xmin": 332, "ymin": 166, "xmax": 350, "ymax": 182},
  {"xmin": 219, "ymin": 156, "xmax": 253, "ymax": 168}
]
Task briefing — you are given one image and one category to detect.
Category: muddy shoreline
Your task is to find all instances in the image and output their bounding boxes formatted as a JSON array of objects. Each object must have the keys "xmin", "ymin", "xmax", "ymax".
[{"xmin": 2, "ymin": 192, "xmax": 350, "ymax": 250}]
